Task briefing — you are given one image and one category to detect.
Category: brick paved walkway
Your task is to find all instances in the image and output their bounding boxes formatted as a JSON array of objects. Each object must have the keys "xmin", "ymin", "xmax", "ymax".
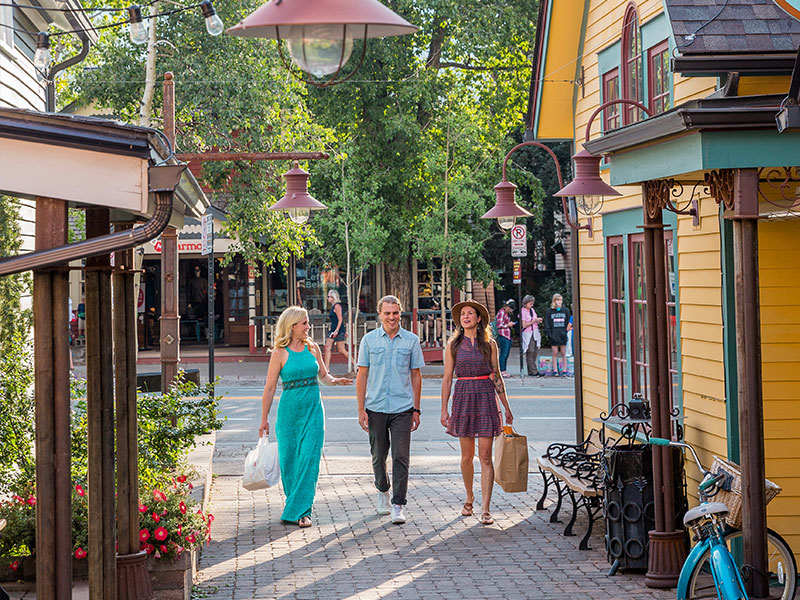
[{"xmin": 194, "ymin": 443, "xmax": 676, "ymax": 600}]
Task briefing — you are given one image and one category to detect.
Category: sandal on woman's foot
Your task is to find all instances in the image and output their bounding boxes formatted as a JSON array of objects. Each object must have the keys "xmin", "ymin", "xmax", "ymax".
[
  {"xmin": 480, "ymin": 512, "xmax": 494, "ymax": 525},
  {"xmin": 297, "ymin": 516, "xmax": 312, "ymax": 528},
  {"xmin": 461, "ymin": 502, "xmax": 474, "ymax": 517}
]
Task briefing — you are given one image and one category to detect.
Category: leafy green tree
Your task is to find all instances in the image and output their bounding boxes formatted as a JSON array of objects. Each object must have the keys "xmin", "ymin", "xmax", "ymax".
[
  {"xmin": 0, "ymin": 198, "xmax": 31, "ymax": 355},
  {"xmin": 305, "ymin": 0, "xmax": 537, "ymax": 306}
]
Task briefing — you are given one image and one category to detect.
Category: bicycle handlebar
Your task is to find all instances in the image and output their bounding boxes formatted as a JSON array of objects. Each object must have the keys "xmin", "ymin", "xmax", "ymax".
[{"xmin": 649, "ymin": 437, "xmax": 708, "ymax": 476}]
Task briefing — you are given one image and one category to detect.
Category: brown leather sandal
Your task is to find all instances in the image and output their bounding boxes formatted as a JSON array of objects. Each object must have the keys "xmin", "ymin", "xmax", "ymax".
[
  {"xmin": 480, "ymin": 512, "xmax": 494, "ymax": 525},
  {"xmin": 298, "ymin": 516, "xmax": 312, "ymax": 528},
  {"xmin": 461, "ymin": 502, "xmax": 474, "ymax": 517}
]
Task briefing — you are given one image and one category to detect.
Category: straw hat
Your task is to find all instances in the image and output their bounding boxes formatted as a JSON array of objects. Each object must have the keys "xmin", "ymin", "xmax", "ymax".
[{"xmin": 451, "ymin": 300, "xmax": 490, "ymax": 327}]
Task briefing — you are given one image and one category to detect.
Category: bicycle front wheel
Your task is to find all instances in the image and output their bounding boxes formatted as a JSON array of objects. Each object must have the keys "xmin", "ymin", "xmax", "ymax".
[{"xmin": 686, "ymin": 528, "xmax": 797, "ymax": 599}]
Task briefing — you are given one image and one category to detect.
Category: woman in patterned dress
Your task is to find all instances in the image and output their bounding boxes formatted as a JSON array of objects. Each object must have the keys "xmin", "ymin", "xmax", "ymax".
[
  {"xmin": 259, "ymin": 306, "xmax": 352, "ymax": 527},
  {"xmin": 441, "ymin": 300, "xmax": 513, "ymax": 525}
]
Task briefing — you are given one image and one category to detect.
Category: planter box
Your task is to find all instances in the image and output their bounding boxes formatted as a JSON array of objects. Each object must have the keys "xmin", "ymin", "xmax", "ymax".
[{"xmin": 147, "ymin": 549, "xmax": 197, "ymax": 600}]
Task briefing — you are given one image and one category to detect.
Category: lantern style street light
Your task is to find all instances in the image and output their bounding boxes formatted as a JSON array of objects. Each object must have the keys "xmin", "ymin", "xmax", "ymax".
[
  {"xmin": 481, "ymin": 141, "xmax": 587, "ymax": 234},
  {"xmin": 269, "ymin": 162, "xmax": 327, "ymax": 224},
  {"xmin": 554, "ymin": 99, "xmax": 653, "ymax": 221},
  {"xmin": 226, "ymin": 0, "xmax": 418, "ymax": 87}
]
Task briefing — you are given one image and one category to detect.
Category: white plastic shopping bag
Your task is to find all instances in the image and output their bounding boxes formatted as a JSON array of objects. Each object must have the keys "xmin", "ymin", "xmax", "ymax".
[{"xmin": 242, "ymin": 436, "xmax": 280, "ymax": 491}]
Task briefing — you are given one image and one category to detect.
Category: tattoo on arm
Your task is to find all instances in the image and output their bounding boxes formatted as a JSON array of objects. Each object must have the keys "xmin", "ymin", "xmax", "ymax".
[{"xmin": 491, "ymin": 371, "xmax": 507, "ymax": 398}]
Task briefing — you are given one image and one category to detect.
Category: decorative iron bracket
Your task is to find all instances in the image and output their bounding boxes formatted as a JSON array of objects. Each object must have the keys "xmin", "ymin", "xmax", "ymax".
[
  {"xmin": 643, "ymin": 179, "xmax": 700, "ymax": 226},
  {"xmin": 705, "ymin": 169, "xmax": 735, "ymax": 211},
  {"xmin": 757, "ymin": 166, "xmax": 800, "ymax": 210}
]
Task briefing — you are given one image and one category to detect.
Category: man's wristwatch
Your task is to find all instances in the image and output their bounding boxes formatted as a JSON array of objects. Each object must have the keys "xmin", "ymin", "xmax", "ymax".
[{"xmin": 411, "ymin": 407, "xmax": 421, "ymax": 414}]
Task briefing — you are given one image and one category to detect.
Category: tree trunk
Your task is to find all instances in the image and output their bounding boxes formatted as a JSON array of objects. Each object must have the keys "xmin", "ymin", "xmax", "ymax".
[
  {"xmin": 139, "ymin": 1, "xmax": 159, "ymax": 127},
  {"xmin": 383, "ymin": 260, "xmax": 412, "ymax": 312}
]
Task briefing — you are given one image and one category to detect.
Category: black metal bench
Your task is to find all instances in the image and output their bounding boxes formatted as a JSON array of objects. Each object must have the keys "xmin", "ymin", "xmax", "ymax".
[{"xmin": 536, "ymin": 429, "xmax": 607, "ymax": 550}]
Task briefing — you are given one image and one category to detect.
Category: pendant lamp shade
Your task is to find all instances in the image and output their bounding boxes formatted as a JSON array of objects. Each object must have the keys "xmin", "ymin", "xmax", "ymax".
[{"xmin": 226, "ymin": 0, "xmax": 418, "ymax": 40}]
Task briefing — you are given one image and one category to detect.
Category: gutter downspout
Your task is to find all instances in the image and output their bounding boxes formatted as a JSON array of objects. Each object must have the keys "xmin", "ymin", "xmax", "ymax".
[
  {"xmin": 46, "ymin": 13, "xmax": 91, "ymax": 113},
  {"xmin": 0, "ymin": 164, "xmax": 186, "ymax": 276}
]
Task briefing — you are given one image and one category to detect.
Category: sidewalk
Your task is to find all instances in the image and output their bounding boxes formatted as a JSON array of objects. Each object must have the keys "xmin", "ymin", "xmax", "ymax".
[{"xmin": 195, "ymin": 439, "xmax": 674, "ymax": 600}]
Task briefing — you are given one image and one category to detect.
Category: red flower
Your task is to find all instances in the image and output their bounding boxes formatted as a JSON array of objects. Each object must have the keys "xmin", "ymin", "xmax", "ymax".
[
  {"xmin": 74, "ymin": 547, "xmax": 87, "ymax": 559},
  {"xmin": 9, "ymin": 561, "xmax": 19, "ymax": 572},
  {"xmin": 179, "ymin": 501, "xmax": 187, "ymax": 514},
  {"xmin": 12, "ymin": 495, "xmax": 23, "ymax": 503},
  {"xmin": 176, "ymin": 545, "xmax": 184, "ymax": 556},
  {"xmin": 152, "ymin": 512, "xmax": 160, "ymax": 523},
  {"xmin": 176, "ymin": 475, "xmax": 187, "ymax": 483},
  {"xmin": 196, "ymin": 509, "xmax": 204, "ymax": 518},
  {"xmin": 160, "ymin": 545, "xmax": 168, "ymax": 553},
  {"xmin": 74, "ymin": 485, "xmax": 85, "ymax": 497},
  {"xmin": 138, "ymin": 503, "xmax": 148, "ymax": 513},
  {"xmin": 188, "ymin": 482, "xmax": 194, "ymax": 490},
  {"xmin": 152, "ymin": 489, "xmax": 167, "ymax": 502},
  {"xmin": 207, "ymin": 514, "xmax": 215, "ymax": 523},
  {"xmin": 27, "ymin": 495, "xmax": 36, "ymax": 506},
  {"xmin": 154, "ymin": 527, "xmax": 168, "ymax": 541},
  {"xmin": 185, "ymin": 533, "xmax": 196, "ymax": 544},
  {"xmin": 139, "ymin": 529, "xmax": 150, "ymax": 542},
  {"xmin": 177, "ymin": 525, "xmax": 182, "ymax": 536},
  {"xmin": 144, "ymin": 543, "xmax": 155, "ymax": 554}
]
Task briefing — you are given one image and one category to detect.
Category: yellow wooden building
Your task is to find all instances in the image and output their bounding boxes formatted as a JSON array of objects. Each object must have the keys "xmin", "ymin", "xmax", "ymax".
[{"xmin": 528, "ymin": 0, "xmax": 800, "ymax": 583}]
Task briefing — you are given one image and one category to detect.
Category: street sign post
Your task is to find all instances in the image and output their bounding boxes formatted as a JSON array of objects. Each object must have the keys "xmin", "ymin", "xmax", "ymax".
[
  {"xmin": 511, "ymin": 224, "xmax": 527, "ymax": 257},
  {"xmin": 512, "ymin": 258, "xmax": 523, "ymax": 379},
  {"xmin": 201, "ymin": 213, "xmax": 214, "ymax": 393}
]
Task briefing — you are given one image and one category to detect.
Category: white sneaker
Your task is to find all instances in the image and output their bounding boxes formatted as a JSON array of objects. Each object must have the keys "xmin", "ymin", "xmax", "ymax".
[
  {"xmin": 376, "ymin": 491, "xmax": 391, "ymax": 515},
  {"xmin": 391, "ymin": 504, "xmax": 406, "ymax": 524}
]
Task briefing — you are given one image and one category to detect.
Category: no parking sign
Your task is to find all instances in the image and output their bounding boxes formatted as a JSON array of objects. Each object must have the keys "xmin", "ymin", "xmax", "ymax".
[{"xmin": 510, "ymin": 224, "xmax": 527, "ymax": 257}]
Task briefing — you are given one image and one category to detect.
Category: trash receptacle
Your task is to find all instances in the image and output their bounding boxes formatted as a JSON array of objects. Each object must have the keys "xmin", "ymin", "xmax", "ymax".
[{"xmin": 602, "ymin": 443, "xmax": 686, "ymax": 573}]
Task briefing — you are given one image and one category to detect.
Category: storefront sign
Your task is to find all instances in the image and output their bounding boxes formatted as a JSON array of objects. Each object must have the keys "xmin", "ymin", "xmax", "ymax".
[
  {"xmin": 511, "ymin": 224, "xmax": 527, "ymax": 257},
  {"xmin": 512, "ymin": 259, "xmax": 521, "ymax": 284},
  {"xmin": 772, "ymin": 0, "xmax": 800, "ymax": 19}
]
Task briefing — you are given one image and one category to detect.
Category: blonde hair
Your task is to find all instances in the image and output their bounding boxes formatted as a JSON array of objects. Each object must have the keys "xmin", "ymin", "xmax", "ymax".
[
  {"xmin": 273, "ymin": 306, "xmax": 311, "ymax": 350},
  {"xmin": 327, "ymin": 289, "xmax": 341, "ymax": 304},
  {"xmin": 550, "ymin": 293, "xmax": 563, "ymax": 309},
  {"xmin": 377, "ymin": 294, "xmax": 402, "ymax": 313}
]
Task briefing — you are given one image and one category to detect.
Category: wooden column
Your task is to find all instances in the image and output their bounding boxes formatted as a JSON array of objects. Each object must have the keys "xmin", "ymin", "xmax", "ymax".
[
  {"xmin": 114, "ymin": 229, "xmax": 154, "ymax": 599},
  {"xmin": 732, "ymin": 168, "xmax": 769, "ymax": 598},
  {"xmin": 642, "ymin": 193, "xmax": 684, "ymax": 589},
  {"xmin": 160, "ymin": 71, "xmax": 180, "ymax": 391},
  {"xmin": 33, "ymin": 197, "xmax": 71, "ymax": 600},
  {"xmin": 85, "ymin": 208, "xmax": 117, "ymax": 600}
]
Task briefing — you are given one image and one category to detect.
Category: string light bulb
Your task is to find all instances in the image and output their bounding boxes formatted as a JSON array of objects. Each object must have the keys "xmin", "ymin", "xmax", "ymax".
[
  {"xmin": 33, "ymin": 32, "xmax": 51, "ymax": 72},
  {"xmin": 199, "ymin": 0, "xmax": 224, "ymax": 36},
  {"xmin": 127, "ymin": 5, "xmax": 149, "ymax": 44}
]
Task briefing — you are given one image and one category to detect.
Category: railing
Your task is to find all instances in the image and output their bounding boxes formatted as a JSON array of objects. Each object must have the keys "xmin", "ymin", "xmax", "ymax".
[{"xmin": 251, "ymin": 309, "xmax": 453, "ymax": 354}]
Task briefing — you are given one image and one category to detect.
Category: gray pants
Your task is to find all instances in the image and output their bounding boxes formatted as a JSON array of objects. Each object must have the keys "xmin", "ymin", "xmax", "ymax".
[
  {"xmin": 367, "ymin": 409, "xmax": 412, "ymax": 506},
  {"xmin": 525, "ymin": 342, "xmax": 539, "ymax": 375}
]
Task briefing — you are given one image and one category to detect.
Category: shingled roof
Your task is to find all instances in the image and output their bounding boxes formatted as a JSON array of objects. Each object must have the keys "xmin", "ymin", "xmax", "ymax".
[{"xmin": 665, "ymin": 0, "xmax": 800, "ymax": 55}]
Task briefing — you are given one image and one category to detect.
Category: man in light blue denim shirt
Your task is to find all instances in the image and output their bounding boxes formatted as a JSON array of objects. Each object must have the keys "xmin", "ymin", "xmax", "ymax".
[{"xmin": 356, "ymin": 295, "xmax": 424, "ymax": 525}]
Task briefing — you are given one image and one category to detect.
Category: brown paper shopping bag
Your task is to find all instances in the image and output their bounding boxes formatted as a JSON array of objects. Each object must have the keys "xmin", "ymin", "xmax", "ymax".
[{"xmin": 494, "ymin": 425, "xmax": 528, "ymax": 492}]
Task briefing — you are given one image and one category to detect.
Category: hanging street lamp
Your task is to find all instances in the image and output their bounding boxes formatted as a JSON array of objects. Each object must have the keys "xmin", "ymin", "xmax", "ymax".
[
  {"xmin": 269, "ymin": 162, "xmax": 327, "ymax": 224},
  {"xmin": 226, "ymin": 0, "xmax": 418, "ymax": 87}
]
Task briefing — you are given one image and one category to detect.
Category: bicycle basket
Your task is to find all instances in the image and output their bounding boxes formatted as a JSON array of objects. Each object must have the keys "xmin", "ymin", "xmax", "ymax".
[{"xmin": 710, "ymin": 456, "xmax": 782, "ymax": 529}]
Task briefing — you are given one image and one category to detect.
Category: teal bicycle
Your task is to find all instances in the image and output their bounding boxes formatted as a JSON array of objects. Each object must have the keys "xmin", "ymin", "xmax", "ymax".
[{"xmin": 650, "ymin": 438, "xmax": 797, "ymax": 599}]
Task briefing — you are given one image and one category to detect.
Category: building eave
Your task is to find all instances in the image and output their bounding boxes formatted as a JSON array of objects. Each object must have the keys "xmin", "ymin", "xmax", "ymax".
[{"xmin": 672, "ymin": 53, "xmax": 797, "ymax": 77}]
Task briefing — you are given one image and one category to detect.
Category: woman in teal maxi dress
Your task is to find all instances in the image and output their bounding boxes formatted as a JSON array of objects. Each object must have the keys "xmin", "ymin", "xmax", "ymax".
[{"xmin": 259, "ymin": 306, "xmax": 352, "ymax": 527}]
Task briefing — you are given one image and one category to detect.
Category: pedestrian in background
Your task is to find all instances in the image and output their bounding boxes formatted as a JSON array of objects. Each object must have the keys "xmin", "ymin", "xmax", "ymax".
[
  {"xmin": 544, "ymin": 294, "xmax": 571, "ymax": 376},
  {"xmin": 494, "ymin": 299, "xmax": 516, "ymax": 377},
  {"xmin": 258, "ymin": 306, "xmax": 352, "ymax": 528},
  {"xmin": 520, "ymin": 295, "xmax": 543, "ymax": 377},
  {"xmin": 356, "ymin": 295, "xmax": 424, "ymax": 525},
  {"xmin": 323, "ymin": 289, "xmax": 351, "ymax": 371},
  {"xmin": 441, "ymin": 300, "xmax": 513, "ymax": 525}
]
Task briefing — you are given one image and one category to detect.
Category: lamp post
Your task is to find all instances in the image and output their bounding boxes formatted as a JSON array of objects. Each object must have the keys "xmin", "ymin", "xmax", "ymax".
[
  {"xmin": 227, "ymin": 0, "xmax": 417, "ymax": 87},
  {"xmin": 556, "ymin": 98, "xmax": 687, "ymax": 588}
]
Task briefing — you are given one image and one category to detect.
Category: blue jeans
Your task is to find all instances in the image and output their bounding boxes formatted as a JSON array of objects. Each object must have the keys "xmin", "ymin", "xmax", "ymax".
[{"xmin": 497, "ymin": 335, "xmax": 512, "ymax": 372}]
